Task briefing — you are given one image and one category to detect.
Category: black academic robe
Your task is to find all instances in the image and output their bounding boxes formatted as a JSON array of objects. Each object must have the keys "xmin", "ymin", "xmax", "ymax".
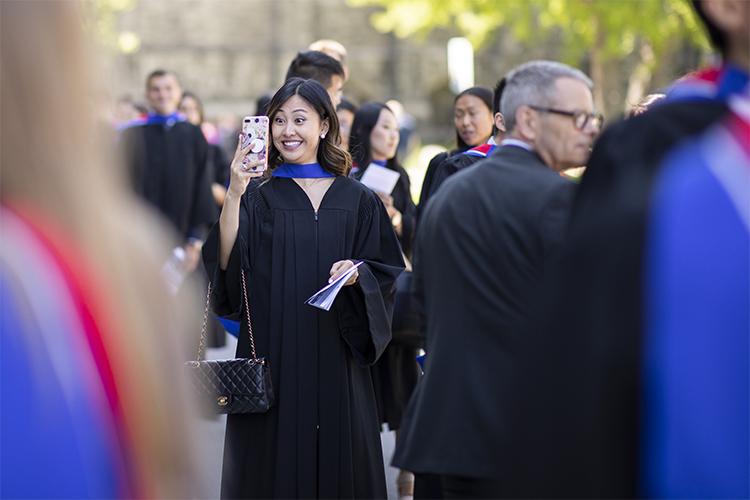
[
  {"xmin": 416, "ymin": 150, "xmax": 453, "ymax": 223},
  {"xmin": 210, "ymin": 143, "xmax": 231, "ymax": 188},
  {"xmin": 202, "ymin": 175, "xmax": 404, "ymax": 499},
  {"xmin": 393, "ymin": 146, "xmax": 576, "ymax": 479},
  {"xmin": 499, "ymin": 100, "xmax": 730, "ymax": 498},
  {"xmin": 354, "ymin": 163, "xmax": 419, "ymax": 430},
  {"xmin": 121, "ymin": 121, "xmax": 216, "ymax": 238},
  {"xmin": 427, "ymin": 150, "xmax": 487, "ymax": 199}
]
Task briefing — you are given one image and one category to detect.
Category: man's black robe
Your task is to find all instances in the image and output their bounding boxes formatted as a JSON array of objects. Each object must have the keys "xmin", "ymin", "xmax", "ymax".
[
  {"xmin": 426, "ymin": 150, "xmax": 487, "ymax": 199},
  {"xmin": 121, "ymin": 121, "xmax": 216, "ymax": 238},
  {"xmin": 202, "ymin": 176, "xmax": 404, "ymax": 499}
]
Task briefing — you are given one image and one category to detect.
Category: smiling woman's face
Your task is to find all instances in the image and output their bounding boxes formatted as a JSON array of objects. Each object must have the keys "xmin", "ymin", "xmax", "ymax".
[{"xmin": 271, "ymin": 94, "xmax": 329, "ymax": 165}]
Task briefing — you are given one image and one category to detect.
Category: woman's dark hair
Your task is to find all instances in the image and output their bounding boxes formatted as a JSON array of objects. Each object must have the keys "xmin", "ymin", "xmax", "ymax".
[
  {"xmin": 255, "ymin": 92, "xmax": 272, "ymax": 116},
  {"xmin": 337, "ymin": 97, "xmax": 358, "ymax": 114},
  {"xmin": 691, "ymin": 0, "xmax": 728, "ymax": 57},
  {"xmin": 454, "ymin": 86, "xmax": 493, "ymax": 150},
  {"xmin": 179, "ymin": 91, "xmax": 204, "ymax": 123},
  {"xmin": 285, "ymin": 51, "xmax": 345, "ymax": 90},
  {"xmin": 348, "ymin": 102, "xmax": 398, "ymax": 171},
  {"xmin": 266, "ymin": 77, "xmax": 351, "ymax": 176},
  {"xmin": 491, "ymin": 78, "xmax": 506, "ymax": 136}
]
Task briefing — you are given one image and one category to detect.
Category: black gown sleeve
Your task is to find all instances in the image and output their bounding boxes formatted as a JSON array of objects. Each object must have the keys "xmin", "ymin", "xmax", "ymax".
[
  {"xmin": 210, "ymin": 144, "xmax": 231, "ymax": 187},
  {"xmin": 393, "ymin": 166, "xmax": 417, "ymax": 259},
  {"xmin": 187, "ymin": 127, "xmax": 219, "ymax": 240},
  {"xmin": 336, "ymin": 192, "xmax": 405, "ymax": 366},
  {"xmin": 416, "ymin": 151, "xmax": 449, "ymax": 222},
  {"xmin": 201, "ymin": 182, "xmax": 260, "ymax": 320},
  {"xmin": 425, "ymin": 156, "xmax": 460, "ymax": 201}
]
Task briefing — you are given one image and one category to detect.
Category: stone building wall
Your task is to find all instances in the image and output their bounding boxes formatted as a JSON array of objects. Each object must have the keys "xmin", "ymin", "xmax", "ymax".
[
  {"xmin": 112, "ymin": 0, "xmax": 456, "ymax": 142},
  {"xmin": 110, "ymin": 0, "xmax": 701, "ymax": 145}
]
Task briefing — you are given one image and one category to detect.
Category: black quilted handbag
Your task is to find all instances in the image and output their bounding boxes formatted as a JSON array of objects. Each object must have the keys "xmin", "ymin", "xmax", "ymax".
[{"xmin": 185, "ymin": 270, "xmax": 274, "ymax": 414}]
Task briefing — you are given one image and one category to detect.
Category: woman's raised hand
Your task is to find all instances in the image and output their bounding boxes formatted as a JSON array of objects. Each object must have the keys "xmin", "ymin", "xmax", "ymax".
[{"xmin": 228, "ymin": 134, "xmax": 265, "ymax": 197}]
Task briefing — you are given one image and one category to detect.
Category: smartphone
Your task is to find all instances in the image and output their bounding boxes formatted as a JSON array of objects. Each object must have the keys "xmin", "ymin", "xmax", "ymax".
[{"xmin": 241, "ymin": 115, "xmax": 269, "ymax": 171}]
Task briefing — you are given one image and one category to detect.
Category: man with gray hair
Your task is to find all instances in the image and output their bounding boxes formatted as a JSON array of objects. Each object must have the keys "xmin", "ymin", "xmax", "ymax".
[{"xmin": 392, "ymin": 60, "xmax": 601, "ymax": 498}]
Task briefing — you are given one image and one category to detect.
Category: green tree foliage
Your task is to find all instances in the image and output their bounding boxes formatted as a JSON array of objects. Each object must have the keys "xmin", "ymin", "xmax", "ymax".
[
  {"xmin": 83, "ymin": 0, "xmax": 138, "ymax": 49},
  {"xmin": 348, "ymin": 0, "xmax": 709, "ymax": 57},
  {"xmin": 348, "ymin": 0, "xmax": 712, "ymax": 111}
]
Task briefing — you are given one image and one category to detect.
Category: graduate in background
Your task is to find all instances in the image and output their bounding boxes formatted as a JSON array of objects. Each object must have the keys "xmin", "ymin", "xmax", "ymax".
[
  {"xmin": 427, "ymin": 78, "xmax": 507, "ymax": 197},
  {"xmin": 417, "ymin": 86, "xmax": 493, "ymax": 220},
  {"xmin": 286, "ymin": 50, "xmax": 346, "ymax": 108},
  {"xmin": 121, "ymin": 69, "xmax": 217, "ymax": 274},
  {"xmin": 202, "ymin": 78, "xmax": 404, "ymax": 499},
  {"xmin": 348, "ymin": 102, "xmax": 419, "ymax": 498}
]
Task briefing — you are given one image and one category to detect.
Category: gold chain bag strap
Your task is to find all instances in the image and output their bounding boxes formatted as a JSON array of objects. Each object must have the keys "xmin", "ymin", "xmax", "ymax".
[{"xmin": 185, "ymin": 270, "xmax": 274, "ymax": 414}]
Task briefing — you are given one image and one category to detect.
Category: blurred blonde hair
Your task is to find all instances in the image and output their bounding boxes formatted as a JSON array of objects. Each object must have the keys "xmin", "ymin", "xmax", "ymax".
[
  {"xmin": 308, "ymin": 39, "xmax": 348, "ymax": 63},
  {"xmin": 1, "ymin": 1, "xmax": 205, "ymax": 496}
]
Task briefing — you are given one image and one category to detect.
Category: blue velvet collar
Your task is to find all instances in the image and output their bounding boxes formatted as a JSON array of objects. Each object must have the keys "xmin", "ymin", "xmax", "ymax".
[
  {"xmin": 272, "ymin": 162, "xmax": 335, "ymax": 178},
  {"xmin": 145, "ymin": 112, "xmax": 185, "ymax": 127}
]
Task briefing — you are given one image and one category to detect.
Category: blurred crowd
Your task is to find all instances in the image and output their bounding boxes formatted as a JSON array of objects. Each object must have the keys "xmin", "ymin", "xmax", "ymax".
[{"xmin": 1, "ymin": 0, "xmax": 748, "ymax": 499}]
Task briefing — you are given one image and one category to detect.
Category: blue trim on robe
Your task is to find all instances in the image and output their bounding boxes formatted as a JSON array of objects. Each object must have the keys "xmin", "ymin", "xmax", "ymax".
[
  {"xmin": 272, "ymin": 162, "xmax": 335, "ymax": 178},
  {"xmin": 642, "ymin": 130, "xmax": 749, "ymax": 498}
]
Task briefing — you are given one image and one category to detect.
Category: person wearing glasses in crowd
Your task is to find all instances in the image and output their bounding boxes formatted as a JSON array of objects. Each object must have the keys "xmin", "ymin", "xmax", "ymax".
[{"xmin": 393, "ymin": 60, "xmax": 601, "ymax": 499}]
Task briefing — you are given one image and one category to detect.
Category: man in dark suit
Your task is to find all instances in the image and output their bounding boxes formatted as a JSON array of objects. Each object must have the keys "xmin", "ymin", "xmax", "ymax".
[{"xmin": 392, "ymin": 61, "xmax": 601, "ymax": 499}]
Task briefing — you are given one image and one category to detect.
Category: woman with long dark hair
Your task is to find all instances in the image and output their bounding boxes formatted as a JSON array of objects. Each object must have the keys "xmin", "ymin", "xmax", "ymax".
[
  {"xmin": 349, "ymin": 102, "xmax": 416, "ymax": 256},
  {"xmin": 202, "ymin": 78, "xmax": 404, "ymax": 499},
  {"xmin": 349, "ymin": 101, "xmax": 419, "ymax": 497}
]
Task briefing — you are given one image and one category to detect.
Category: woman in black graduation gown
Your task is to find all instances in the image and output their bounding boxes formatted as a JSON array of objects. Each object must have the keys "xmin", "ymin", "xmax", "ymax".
[
  {"xmin": 417, "ymin": 87, "xmax": 494, "ymax": 220},
  {"xmin": 348, "ymin": 102, "xmax": 419, "ymax": 496},
  {"xmin": 202, "ymin": 78, "xmax": 404, "ymax": 499}
]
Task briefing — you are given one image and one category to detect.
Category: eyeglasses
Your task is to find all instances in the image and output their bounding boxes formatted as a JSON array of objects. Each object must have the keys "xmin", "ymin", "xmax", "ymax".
[{"xmin": 529, "ymin": 105, "xmax": 604, "ymax": 131}]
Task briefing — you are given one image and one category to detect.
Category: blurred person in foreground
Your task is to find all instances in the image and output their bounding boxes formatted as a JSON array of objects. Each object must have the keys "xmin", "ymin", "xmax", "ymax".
[
  {"xmin": 417, "ymin": 86, "xmax": 494, "ymax": 220},
  {"xmin": 426, "ymin": 78, "xmax": 507, "ymax": 197},
  {"xmin": 202, "ymin": 78, "xmax": 404, "ymax": 499},
  {"xmin": 501, "ymin": 0, "xmax": 749, "ymax": 497},
  {"xmin": 393, "ymin": 60, "xmax": 600, "ymax": 499},
  {"xmin": 121, "ymin": 69, "xmax": 217, "ymax": 276},
  {"xmin": 0, "ymin": 1, "xmax": 205, "ymax": 497},
  {"xmin": 627, "ymin": 92, "xmax": 666, "ymax": 118}
]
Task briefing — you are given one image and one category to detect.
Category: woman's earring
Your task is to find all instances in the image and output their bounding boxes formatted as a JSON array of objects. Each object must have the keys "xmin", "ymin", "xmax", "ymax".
[{"xmin": 320, "ymin": 133, "xmax": 326, "ymax": 139}]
